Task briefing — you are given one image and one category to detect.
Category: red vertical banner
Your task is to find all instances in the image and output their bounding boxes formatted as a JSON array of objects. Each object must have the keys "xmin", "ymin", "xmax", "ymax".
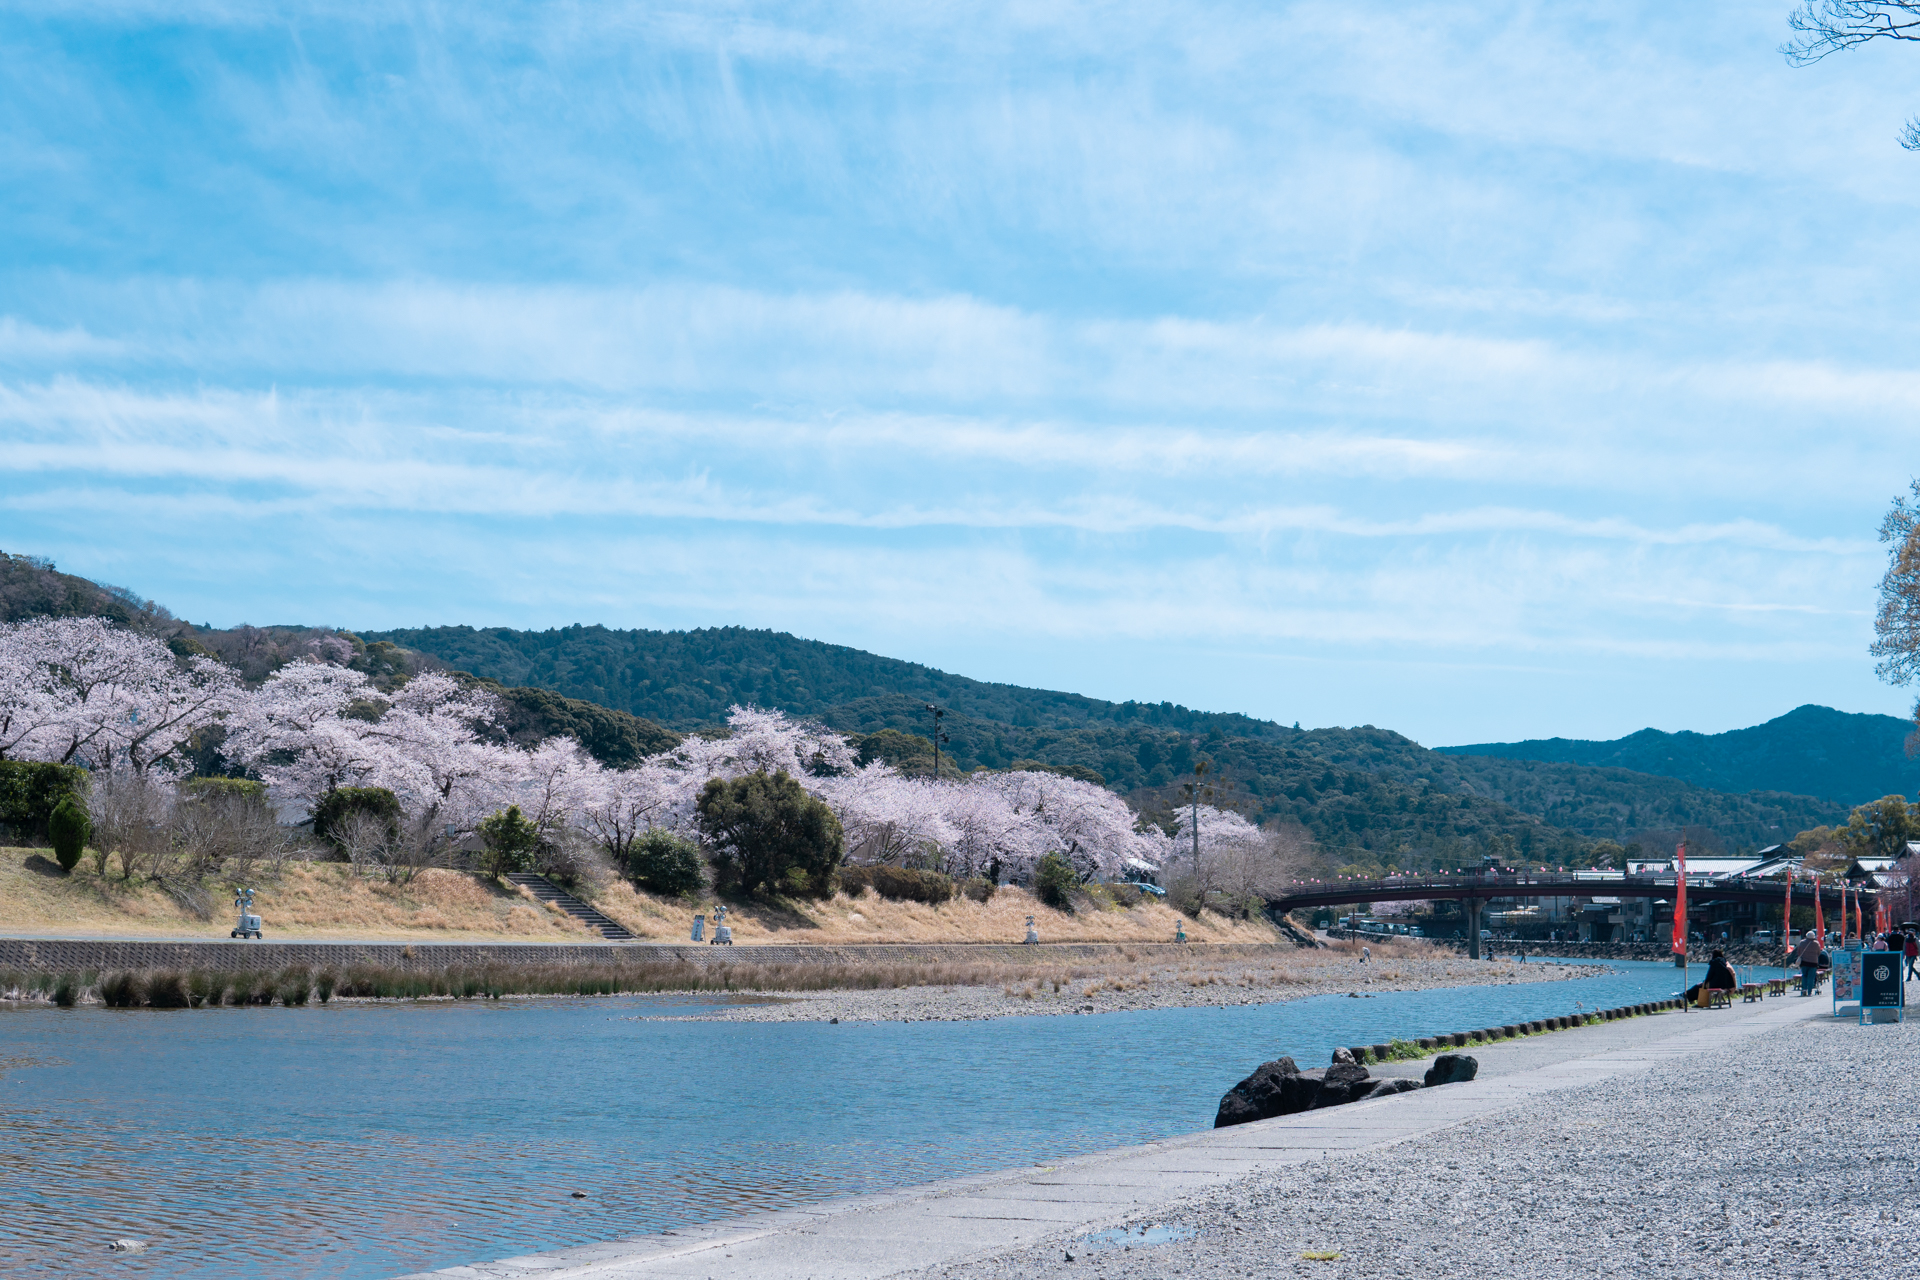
[
  {"xmin": 1876, "ymin": 892, "xmax": 1890, "ymax": 937},
  {"xmin": 1814, "ymin": 877, "xmax": 1826, "ymax": 943},
  {"xmin": 1783, "ymin": 871, "xmax": 1793, "ymax": 954},
  {"xmin": 1671, "ymin": 841, "xmax": 1688, "ymax": 957}
]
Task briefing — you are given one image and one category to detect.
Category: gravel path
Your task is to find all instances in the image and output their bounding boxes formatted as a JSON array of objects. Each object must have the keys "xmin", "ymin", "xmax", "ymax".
[
  {"xmin": 656, "ymin": 954, "xmax": 1602, "ymax": 1023},
  {"xmin": 927, "ymin": 1010, "xmax": 1920, "ymax": 1278}
]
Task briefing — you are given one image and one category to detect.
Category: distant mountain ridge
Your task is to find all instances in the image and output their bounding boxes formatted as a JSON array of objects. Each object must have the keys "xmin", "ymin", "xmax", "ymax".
[
  {"xmin": 367, "ymin": 623, "xmax": 1853, "ymax": 857},
  {"xmin": 363, "ymin": 624, "xmax": 1287, "ymax": 741},
  {"xmin": 1437, "ymin": 705, "xmax": 1918, "ymax": 808},
  {"xmin": 0, "ymin": 551, "xmax": 1867, "ymax": 866}
]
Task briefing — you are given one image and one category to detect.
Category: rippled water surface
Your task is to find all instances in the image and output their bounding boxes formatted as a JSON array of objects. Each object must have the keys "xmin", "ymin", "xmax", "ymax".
[{"xmin": 1, "ymin": 959, "xmax": 1704, "ymax": 1278}]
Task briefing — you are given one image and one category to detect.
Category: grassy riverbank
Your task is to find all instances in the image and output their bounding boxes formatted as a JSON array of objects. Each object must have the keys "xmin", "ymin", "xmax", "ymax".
[
  {"xmin": 0, "ymin": 846, "xmax": 1281, "ymax": 946},
  {"xmin": 0, "ymin": 937, "xmax": 1597, "ymax": 1020}
]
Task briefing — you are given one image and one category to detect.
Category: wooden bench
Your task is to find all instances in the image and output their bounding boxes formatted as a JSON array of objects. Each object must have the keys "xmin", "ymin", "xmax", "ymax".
[
  {"xmin": 1741, "ymin": 984, "xmax": 1765, "ymax": 1003},
  {"xmin": 1694, "ymin": 987, "xmax": 1734, "ymax": 1010},
  {"xmin": 1767, "ymin": 979, "xmax": 1788, "ymax": 997}
]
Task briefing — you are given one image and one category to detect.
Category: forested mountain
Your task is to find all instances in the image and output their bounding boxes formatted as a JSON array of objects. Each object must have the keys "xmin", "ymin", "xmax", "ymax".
[
  {"xmin": 367, "ymin": 622, "xmax": 1851, "ymax": 865},
  {"xmin": 1438, "ymin": 704, "xmax": 1918, "ymax": 807},
  {"xmin": 364, "ymin": 624, "xmax": 1284, "ymax": 740},
  {"xmin": 3, "ymin": 552, "xmax": 1862, "ymax": 870}
]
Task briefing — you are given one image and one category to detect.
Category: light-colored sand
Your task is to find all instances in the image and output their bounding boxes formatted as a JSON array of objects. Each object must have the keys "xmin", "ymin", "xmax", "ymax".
[
  {"xmin": 655, "ymin": 944, "xmax": 1599, "ymax": 1022},
  {"xmin": 937, "ymin": 1005, "xmax": 1916, "ymax": 1279}
]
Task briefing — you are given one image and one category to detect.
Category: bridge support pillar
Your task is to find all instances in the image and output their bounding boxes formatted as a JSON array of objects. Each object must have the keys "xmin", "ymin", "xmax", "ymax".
[{"xmin": 1467, "ymin": 899, "xmax": 1482, "ymax": 959}]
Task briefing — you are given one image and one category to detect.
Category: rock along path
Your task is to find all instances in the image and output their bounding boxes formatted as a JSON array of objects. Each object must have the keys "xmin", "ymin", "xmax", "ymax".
[{"xmin": 401, "ymin": 989, "xmax": 1830, "ymax": 1280}]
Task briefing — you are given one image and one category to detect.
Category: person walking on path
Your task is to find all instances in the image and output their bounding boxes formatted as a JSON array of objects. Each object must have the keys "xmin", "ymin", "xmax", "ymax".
[
  {"xmin": 1795, "ymin": 931, "xmax": 1824, "ymax": 996},
  {"xmin": 1905, "ymin": 932, "xmax": 1918, "ymax": 982}
]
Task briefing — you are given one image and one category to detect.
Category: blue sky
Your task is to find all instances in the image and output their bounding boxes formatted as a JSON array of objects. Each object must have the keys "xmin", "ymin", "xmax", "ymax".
[{"xmin": 3, "ymin": 1, "xmax": 1919, "ymax": 745}]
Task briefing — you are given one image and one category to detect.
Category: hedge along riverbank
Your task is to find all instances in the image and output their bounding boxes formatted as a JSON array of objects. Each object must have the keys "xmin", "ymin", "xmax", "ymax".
[
  {"xmin": 0, "ymin": 948, "xmax": 1295, "ymax": 1008},
  {"xmin": 0, "ymin": 937, "xmax": 1292, "ymax": 976},
  {"xmin": 1333, "ymin": 997, "xmax": 1689, "ymax": 1068}
]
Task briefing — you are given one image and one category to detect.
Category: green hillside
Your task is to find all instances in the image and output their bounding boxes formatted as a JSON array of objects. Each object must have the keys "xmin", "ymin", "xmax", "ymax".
[
  {"xmin": 1438, "ymin": 704, "xmax": 1918, "ymax": 807},
  {"xmin": 1, "ymin": 552, "xmax": 1860, "ymax": 869},
  {"xmin": 363, "ymin": 624, "xmax": 1283, "ymax": 740},
  {"xmin": 368, "ymin": 623, "xmax": 1848, "ymax": 864}
]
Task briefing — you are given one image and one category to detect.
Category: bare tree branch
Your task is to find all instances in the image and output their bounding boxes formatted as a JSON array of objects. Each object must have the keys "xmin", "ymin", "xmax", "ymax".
[{"xmin": 1785, "ymin": 2, "xmax": 1920, "ymax": 65}]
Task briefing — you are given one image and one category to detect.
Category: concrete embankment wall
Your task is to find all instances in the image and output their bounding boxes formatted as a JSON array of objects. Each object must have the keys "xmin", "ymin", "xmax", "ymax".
[
  {"xmin": 0, "ymin": 938, "xmax": 1288, "ymax": 974},
  {"xmin": 1430, "ymin": 938, "xmax": 1781, "ymax": 967},
  {"xmin": 1322, "ymin": 931, "xmax": 1785, "ymax": 966}
]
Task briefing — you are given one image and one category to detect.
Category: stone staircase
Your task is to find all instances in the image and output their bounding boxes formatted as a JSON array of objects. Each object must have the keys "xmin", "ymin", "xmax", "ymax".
[{"xmin": 504, "ymin": 873, "xmax": 635, "ymax": 941}]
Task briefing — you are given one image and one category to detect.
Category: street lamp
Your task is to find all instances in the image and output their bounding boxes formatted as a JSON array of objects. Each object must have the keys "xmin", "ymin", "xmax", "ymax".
[{"xmin": 923, "ymin": 704, "xmax": 950, "ymax": 778}]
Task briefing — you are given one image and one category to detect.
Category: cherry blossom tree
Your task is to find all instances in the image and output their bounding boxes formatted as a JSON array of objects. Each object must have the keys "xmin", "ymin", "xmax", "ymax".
[
  {"xmin": 974, "ymin": 770, "xmax": 1166, "ymax": 882},
  {"xmin": 577, "ymin": 757, "xmax": 683, "ymax": 866},
  {"xmin": 0, "ymin": 616, "xmax": 239, "ymax": 774}
]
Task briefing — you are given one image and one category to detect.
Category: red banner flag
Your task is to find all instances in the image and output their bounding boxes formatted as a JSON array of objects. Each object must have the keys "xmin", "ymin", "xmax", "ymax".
[
  {"xmin": 1671, "ymin": 841, "xmax": 1688, "ymax": 957},
  {"xmin": 1814, "ymin": 877, "xmax": 1826, "ymax": 944},
  {"xmin": 1876, "ymin": 892, "xmax": 1890, "ymax": 938}
]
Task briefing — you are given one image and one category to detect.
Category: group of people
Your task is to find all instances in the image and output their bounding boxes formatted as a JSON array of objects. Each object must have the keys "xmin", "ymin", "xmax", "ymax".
[
  {"xmin": 1683, "ymin": 930, "xmax": 1920, "ymax": 1004},
  {"xmin": 1787, "ymin": 929, "xmax": 1920, "ymax": 997}
]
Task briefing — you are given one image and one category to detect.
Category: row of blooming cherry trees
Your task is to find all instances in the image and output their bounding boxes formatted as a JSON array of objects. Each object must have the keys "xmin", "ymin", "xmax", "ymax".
[{"xmin": 1, "ymin": 616, "xmax": 1274, "ymax": 885}]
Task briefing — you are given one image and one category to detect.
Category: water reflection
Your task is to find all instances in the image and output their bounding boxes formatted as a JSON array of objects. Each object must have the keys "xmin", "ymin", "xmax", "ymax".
[{"xmin": 1, "ymin": 962, "xmax": 1690, "ymax": 1279}]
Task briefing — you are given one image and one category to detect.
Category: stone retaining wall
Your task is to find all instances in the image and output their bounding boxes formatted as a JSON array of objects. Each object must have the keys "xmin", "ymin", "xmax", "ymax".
[
  {"xmin": 1323, "ymin": 931, "xmax": 1781, "ymax": 966},
  {"xmin": 0, "ymin": 938, "xmax": 1283, "ymax": 974}
]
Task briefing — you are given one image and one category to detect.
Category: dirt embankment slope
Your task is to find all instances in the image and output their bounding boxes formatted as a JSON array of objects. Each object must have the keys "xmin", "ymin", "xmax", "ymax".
[{"xmin": 0, "ymin": 847, "xmax": 1280, "ymax": 946}]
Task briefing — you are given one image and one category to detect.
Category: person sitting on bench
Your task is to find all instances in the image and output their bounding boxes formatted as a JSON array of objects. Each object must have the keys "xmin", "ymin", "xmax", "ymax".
[{"xmin": 1685, "ymin": 950, "xmax": 1739, "ymax": 1004}]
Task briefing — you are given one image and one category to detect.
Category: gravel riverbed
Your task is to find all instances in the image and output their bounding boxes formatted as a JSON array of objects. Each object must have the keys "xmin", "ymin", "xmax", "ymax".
[
  {"xmin": 657, "ymin": 952, "xmax": 1603, "ymax": 1023},
  {"xmin": 929, "ymin": 1010, "xmax": 1919, "ymax": 1278}
]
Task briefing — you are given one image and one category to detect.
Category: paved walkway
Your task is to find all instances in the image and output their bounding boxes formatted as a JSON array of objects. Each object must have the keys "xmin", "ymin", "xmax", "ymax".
[{"xmin": 402, "ymin": 991, "xmax": 1828, "ymax": 1280}]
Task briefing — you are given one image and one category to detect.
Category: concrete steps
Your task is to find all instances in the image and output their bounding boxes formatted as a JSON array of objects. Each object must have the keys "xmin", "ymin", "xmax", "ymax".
[{"xmin": 503, "ymin": 873, "xmax": 635, "ymax": 941}]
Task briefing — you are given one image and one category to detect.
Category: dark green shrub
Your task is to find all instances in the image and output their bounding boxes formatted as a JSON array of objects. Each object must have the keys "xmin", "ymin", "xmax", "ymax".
[
  {"xmin": 627, "ymin": 829, "xmax": 705, "ymax": 896},
  {"xmin": 315, "ymin": 969, "xmax": 337, "ymax": 1003},
  {"xmin": 180, "ymin": 777, "xmax": 269, "ymax": 806},
  {"xmin": 477, "ymin": 805, "xmax": 541, "ymax": 878},
  {"xmin": 1034, "ymin": 852, "xmax": 1076, "ymax": 912},
  {"xmin": 277, "ymin": 967, "xmax": 311, "ymax": 1006},
  {"xmin": 99, "ymin": 971, "xmax": 142, "ymax": 1008},
  {"xmin": 145, "ymin": 971, "xmax": 189, "ymax": 1008},
  {"xmin": 312, "ymin": 786, "xmax": 401, "ymax": 855},
  {"xmin": 0, "ymin": 761, "xmax": 88, "ymax": 844},
  {"xmin": 186, "ymin": 971, "xmax": 219, "ymax": 1008},
  {"xmin": 840, "ymin": 864, "xmax": 954, "ymax": 904},
  {"xmin": 52, "ymin": 975, "xmax": 78, "ymax": 1008},
  {"xmin": 47, "ymin": 795, "xmax": 90, "ymax": 873},
  {"xmin": 697, "ymin": 770, "xmax": 843, "ymax": 897}
]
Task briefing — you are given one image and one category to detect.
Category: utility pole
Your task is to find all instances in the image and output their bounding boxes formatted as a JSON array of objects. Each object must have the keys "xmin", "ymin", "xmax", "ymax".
[{"xmin": 924, "ymin": 704, "xmax": 948, "ymax": 779}]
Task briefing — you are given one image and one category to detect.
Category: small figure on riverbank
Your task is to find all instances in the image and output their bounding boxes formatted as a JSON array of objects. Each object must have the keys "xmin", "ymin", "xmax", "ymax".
[
  {"xmin": 1683, "ymin": 950, "xmax": 1737, "ymax": 1005},
  {"xmin": 1794, "ymin": 932, "xmax": 1824, "ymax": 996},
  {"xmin": 1361, "ymin": 946, "xmax": 1370, "ymax": 963}
]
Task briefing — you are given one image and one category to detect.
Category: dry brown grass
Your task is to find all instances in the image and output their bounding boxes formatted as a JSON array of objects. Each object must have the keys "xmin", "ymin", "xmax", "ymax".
[
  {"xmin": 0, "ymin": 847, "xmax": 594, "ymax": 941},
  {"xmin": 581, "ymin": 878, "xmax": 1282, "ymax": 945},
  {"xmin": 1, "ymin": 843, "xmax": 1285, "ymax": 947}
]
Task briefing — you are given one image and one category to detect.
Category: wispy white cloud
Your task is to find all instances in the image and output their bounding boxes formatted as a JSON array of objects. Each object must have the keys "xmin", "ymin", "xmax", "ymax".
[{"xmin": 3, "ymin": 0, "xmax": 1916, "ymax": 741}]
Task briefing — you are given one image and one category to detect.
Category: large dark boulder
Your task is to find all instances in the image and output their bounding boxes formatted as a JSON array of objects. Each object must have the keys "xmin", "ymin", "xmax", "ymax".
[
  {"xmin": 1213, "ymin": 1057, "xmax": 1301, "ymax": 1127},
  {"xmin": 1309, "ymin": 1061, "xmax": 1374, "ymax": 1109},
  {"xmin": 1359, "ymin": 1078, "xmax": 1422, "ymax": 1101},
  {"xmin": 1423, "ymin": 1053, "xmax": 1479, "ymax": 1086}
]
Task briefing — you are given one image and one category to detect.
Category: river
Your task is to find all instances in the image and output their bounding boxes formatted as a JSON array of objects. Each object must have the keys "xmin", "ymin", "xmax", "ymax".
[{"xmin": 0, "ymin": 958, "xmax": 1720, "ymax": 1278}]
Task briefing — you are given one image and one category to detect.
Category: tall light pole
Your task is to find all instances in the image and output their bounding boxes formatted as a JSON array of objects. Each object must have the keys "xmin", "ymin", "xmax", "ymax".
[{"xmin": 924, "ymin": 704, "xmax": 949, "ymax": 779}]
